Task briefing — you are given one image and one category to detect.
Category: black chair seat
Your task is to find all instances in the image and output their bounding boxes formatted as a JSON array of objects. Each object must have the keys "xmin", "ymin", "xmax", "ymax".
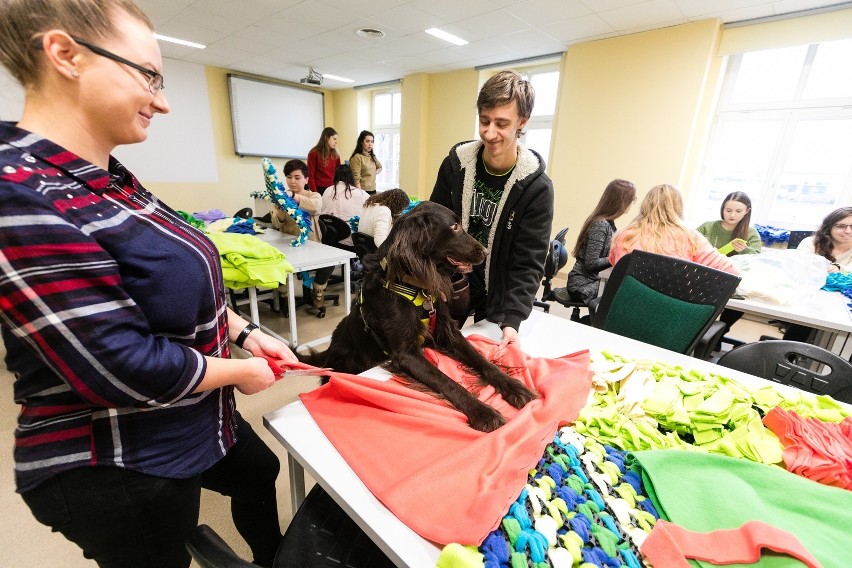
[{"xmin": 187, "ymin": 485, "xmax": 396, "ymax": 568}]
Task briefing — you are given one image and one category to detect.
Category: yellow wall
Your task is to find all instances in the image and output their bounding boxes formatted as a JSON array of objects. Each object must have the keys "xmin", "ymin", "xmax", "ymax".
[
  {"xmin": 145, "ymin": 67, "xmax": 335, "ymax": 215},
  {"xmin": 548, "ymin": 19, "xmax": 723, "ymax": 253},
  {"xmin": 396, "ymin": 69, "xmax": 480, "ymax": 198}
]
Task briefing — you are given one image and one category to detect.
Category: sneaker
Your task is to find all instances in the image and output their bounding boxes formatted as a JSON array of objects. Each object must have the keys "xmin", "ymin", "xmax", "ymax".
[{"xmin": 552, "ymin": 287, "xmax": 572, "ymax": 304}]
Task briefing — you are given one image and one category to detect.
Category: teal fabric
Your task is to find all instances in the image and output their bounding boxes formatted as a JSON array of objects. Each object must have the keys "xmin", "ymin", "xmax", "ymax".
[
  {"xmin": 604, "ymin": 275, "xmax": 715, "ymax": 353},
  {"xmin": 629, "ymin": 450, "xmax": 852, "ymax": 568}
]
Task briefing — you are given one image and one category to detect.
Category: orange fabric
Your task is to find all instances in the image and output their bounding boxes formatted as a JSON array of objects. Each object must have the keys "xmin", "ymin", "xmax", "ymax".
[
  {"xmin": 641, "ymin": 520, "xmax": 822, "ymax": 568},
  {"xmin": 763, "ymin": 407, "xmax": 852, "ymax": 490},
  {"xmin": 298, "ymin": 334, "xmax": 592, "ymax": 545}
]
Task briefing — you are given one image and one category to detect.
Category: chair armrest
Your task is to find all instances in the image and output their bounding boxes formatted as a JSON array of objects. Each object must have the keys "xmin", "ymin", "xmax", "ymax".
[
  {"xmin": 693, "ymin": 321, "xmax": 726, "ymax": 360},
  {"xmin": 186, "ymin": 525, "xmax": 259, "ymax": 568},
  {"xmin": 588, "ymin": 297, "xmax": 601, "ymax": 322}
]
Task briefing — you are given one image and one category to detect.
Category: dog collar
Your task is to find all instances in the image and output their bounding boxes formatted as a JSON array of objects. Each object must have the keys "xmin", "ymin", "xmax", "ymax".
[
  {"xmin": 380, "ymin": 279, "xmax": 437, "ymax": 335},
  {"xmin": 378, "ymin": 257, "xmax": 437, "ymax": 335}
]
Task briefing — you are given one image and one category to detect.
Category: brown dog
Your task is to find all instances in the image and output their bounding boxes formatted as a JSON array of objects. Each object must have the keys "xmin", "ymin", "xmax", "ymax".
[{"xmin": 304, "ymin": 201, "xmax": 537, "ymax": 432}]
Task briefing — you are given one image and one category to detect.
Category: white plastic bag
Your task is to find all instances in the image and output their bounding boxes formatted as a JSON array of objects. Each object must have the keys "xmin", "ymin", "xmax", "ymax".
[{"xmin": 729, "ymin": 248, "xmax": 827, "ymax": 305}]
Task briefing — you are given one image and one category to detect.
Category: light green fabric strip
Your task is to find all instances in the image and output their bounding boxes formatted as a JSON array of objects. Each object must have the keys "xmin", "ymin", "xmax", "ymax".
[{"xmin": 629, "ymin": 450, "xmax": 852, "ymax": 568}]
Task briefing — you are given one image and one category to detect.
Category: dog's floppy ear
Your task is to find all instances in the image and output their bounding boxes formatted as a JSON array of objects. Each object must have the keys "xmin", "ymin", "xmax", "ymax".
[{"xmin": 384, "ymin": 213, "xmax": 451, "ymax": 298}]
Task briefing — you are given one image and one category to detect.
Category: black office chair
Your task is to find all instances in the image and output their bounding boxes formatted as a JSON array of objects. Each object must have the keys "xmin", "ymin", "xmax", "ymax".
[
  {"xmin": 716, "ymin": 340, "xmax": 852, "ymax": 403},
  {"xmin": 786, "ymin": 230, "xmax": 812, "ymax": 249},
  {"xmin": 233, "ymin": 207, "xmax": 253, "ymax": 220},
  {"xmin": 588, "ymin": 251, "xmax": 741, "ymax": 359},
  {"xmin": 186, "ymin": 484, "xmax": 396, "ymax": 568},
  {"xmin": 537, "ymin": 228, "xmax": 585, "ymax": 321},
  {"xmin": 351, "ymin": 232, "xmax": 378, "ymax": 264}
]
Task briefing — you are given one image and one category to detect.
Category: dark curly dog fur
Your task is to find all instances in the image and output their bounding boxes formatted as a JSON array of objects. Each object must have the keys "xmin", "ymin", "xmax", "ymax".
[{"xmin": 304, "ymin": 201, "xmax": 538, "ymax": 432}]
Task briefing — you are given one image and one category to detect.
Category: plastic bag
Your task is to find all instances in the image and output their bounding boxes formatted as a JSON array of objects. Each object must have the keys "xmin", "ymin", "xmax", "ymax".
[{"xmin": 729, "ymin": 248, "xmax": 828, "ymax": 304}]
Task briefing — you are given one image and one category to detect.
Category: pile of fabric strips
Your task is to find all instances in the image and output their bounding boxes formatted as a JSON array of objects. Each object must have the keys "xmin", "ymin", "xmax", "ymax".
[{"xmin": 437, "ymin": 350, "xmax": 852, "ymax": 568}]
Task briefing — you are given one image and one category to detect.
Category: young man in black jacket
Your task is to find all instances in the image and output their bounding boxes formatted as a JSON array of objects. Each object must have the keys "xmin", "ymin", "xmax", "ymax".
[{"xmin": 430, "ymin": 70, "xmax": 554, "ymax": 349}]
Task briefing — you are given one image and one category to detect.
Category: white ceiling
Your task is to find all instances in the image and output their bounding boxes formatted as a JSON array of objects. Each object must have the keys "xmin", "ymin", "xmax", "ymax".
[{"xmin": 138, "ymin": 0, "xmax": 850, "ymax": 89}]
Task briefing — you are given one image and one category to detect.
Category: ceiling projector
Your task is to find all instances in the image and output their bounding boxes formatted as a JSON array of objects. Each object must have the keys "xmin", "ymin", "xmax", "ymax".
[{"xmin": 300, "ymin": 67, "xmax": 323, "ymax": 86}]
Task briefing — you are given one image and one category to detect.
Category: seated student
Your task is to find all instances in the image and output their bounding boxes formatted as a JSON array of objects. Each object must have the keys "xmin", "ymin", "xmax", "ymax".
[
  {"xmin": 609, "ymin": 184, "xmax": 738, "ymax": 275},
  {"xmin": 553, "ymin": 179, "xmax": 636, "ymax": 308},
  {"xmin": 784, "ymin": 206, "xmax": 852, "ymax": 342},
  {"xmin": 696, "ymin": 191, "xmax": 762, "ymax": 339},
  {"xmin": 320, "ymin": 164, "xmax": 369, "ymax": 249},
  {"xmin": 270, "ymin": 159, "xmax": 334, "ymax": 309},
  {"xmin": 357, "ymin": 188, "xmax": 410, "ymax": 248}
]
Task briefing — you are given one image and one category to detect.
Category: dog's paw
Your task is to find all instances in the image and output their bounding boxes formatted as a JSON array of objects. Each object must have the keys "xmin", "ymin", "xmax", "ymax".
[
  {"xmin": 468, "ymin": 406, "xmax": 506, "ymax": 432},
  {"xmin": 501, "ymin": 382, "xmax": 539, "ymax": 410}
]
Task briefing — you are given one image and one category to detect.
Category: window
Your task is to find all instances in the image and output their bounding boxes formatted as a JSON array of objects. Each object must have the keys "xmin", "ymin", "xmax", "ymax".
[
  {"xmin": 372, "ymin": 89, "xmax": 401, "ymax": 191},
  {"xmin": 517, "ymin": 65, "xmax": 560, "ymax": 170},
  {"xmin": 687, "ymin": 39, "xmax": 852, "ymax": 230}
]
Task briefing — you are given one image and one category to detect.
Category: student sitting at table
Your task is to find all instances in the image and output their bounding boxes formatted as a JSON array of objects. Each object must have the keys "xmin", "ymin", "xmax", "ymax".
[
  {"xmin": 552, "ymin": 179, "xmax": 636, "ymax": 310},
  {"xmin": 271, "ymin": 159, "xmax": 334, "ymax": 310},
  {"xmin": 696, "ymin": 191, "xmax": 762, "ymax": 340},
  {"xmin": 783, "ymin": 206, "xmax": 852, "ymax": 342},
  {"xmin": 357, "ymin": 188, "xmax": 411, "ymax": 248},
  {"xmin": 609, "ymin": 184, "xmax": 738, "ymax": 275},
  {"xmin": 320, "ymin": 164, "xmax": 369, "ymax": 250}
]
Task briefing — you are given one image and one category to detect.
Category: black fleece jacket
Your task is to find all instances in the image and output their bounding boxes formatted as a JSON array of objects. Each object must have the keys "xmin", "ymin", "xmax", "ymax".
[{"xmin": 430, "ymin": 140, "xmax": 554, "ymax": 331}]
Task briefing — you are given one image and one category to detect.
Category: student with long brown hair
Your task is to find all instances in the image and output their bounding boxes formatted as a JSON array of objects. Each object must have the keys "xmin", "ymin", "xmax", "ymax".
[
  {"xmin": 349, "ymin": 130, "xmax": 383, "ymax": 194},
  {"xmin": 553, "ymin": 179, "xmax": 636, "ymax": 305},
  {"xmin": 696, "ymin": 191, "xmax": 762, "ymax": 255},
  {"xmin": 307, "ymin": 126, "xmax": 340, "ymax": 193}
]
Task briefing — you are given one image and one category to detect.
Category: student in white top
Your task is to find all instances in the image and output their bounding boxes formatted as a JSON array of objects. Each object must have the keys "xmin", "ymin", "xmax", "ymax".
[
  {"xmin": 357, "ymin": 188, "xmax": 410, "ymax": 247},
  {"xmin": 320, "ymin": 164, "xmax": 368, "ymax": 248}
]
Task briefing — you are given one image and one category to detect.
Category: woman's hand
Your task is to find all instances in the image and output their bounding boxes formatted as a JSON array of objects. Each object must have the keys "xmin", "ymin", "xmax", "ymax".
[
  {"xmin": 242, "ymin": 329, "xmax": 299, "ymax": 364},
  {"xmin": 731, "ymin": 239, "xmax": 748, "ymax": 253},
  {"xmin": 234, "ymin": 356, "xmax": 278, "ymax": 395}
]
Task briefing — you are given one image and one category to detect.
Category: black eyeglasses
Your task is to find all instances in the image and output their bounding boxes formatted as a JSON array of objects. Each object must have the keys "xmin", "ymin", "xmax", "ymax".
[{"xmin": 70, "ymin": 36, "xmax": 164, "ymax": 94}]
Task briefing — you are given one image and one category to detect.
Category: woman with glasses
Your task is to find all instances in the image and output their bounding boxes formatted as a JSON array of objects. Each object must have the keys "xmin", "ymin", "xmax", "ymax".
[
  {"xmin": 782, "ymin": 207, "xmax": 852, "ymax": 343},
  {"xmin": 0, "ymin": 1, "xmax": 294, "ymax": 566},
  {"xmin": 797, "ymin": 206, "xmax": 852, "ymax": 273}
]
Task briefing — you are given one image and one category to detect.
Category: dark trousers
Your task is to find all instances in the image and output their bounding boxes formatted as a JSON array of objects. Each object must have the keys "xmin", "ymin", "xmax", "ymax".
[{"xmin": 21, "ymin": 413, "xmax": 282, "ymax": 568}]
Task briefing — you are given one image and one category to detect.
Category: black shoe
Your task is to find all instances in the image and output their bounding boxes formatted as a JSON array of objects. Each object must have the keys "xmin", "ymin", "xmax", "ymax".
[{"xmin": 552, "ymin": 287, "xmax": 571, "ymax": 304}]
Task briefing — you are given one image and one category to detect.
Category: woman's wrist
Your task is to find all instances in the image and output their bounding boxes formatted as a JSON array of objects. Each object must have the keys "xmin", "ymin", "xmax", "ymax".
[{"xmin": 234, "ymin": 322, "xmax": 258, "ymax": 349}]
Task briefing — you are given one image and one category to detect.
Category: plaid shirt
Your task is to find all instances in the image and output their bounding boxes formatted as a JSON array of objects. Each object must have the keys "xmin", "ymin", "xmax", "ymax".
[{"xmin": 0, "ymin": 122, "xmax": 235, "ymax": 493}]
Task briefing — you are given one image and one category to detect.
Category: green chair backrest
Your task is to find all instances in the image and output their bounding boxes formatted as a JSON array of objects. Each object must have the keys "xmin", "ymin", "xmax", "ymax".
[{"xmin": 603, "ymin": 275, "xmax": 716, "ymax": 354}]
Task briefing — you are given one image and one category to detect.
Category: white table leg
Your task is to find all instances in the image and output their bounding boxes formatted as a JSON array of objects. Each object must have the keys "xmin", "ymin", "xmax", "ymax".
[
  {"xmin": 288, "ymin": 273, "xmax": 298, "ymax": 346},
  {"xmin": 343, "ymin": 260, "xmax": 351, "ymax": 315},
  {"xmin": 248, "ymin": 287, "xmax": 260, "ymax": 325},
  {"xmin": 287, "ymin": 454, "xmax": 306, "ymax": 516}
]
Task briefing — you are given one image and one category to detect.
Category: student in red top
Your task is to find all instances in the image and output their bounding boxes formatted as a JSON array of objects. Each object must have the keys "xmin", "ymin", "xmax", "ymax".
[{"xmin": 307, "ymin": 126, "xmax": 341, "ymax": 193}]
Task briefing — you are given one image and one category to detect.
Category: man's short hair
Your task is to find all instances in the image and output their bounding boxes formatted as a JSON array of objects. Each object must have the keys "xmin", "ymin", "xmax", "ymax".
[{"xmin": 476, "ymin": 70, "xmax": 535, "ymax": 120}]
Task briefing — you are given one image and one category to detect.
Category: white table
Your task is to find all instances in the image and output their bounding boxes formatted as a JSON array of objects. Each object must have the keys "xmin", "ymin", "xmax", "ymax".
[
  {"xmin": 239, "ymin": 231, "xmax": 355, "ymax": 346},
  {"xmin": 263, "ymin": 310, "xmax": 797, "ymax": 567},
  {"xmin": 726, "ymin": 291, "xmax": 852, "ymax": 357}
]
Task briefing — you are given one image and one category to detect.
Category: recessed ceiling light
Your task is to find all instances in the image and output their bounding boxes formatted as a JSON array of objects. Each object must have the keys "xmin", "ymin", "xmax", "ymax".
[
  {"xmin": 153, "ymin": 33, "xmax": 205, "ymax": 49},
  {"xmin": 425, "ymin": 27, "xmax": 468, "ymax": 46},
  {"xmin": 322, "ymin": 74, "xmax": 355, "ymax": 83},
  {"xmin": 356, "ymin": 28, "xmax": 386, "ymax": 39}
]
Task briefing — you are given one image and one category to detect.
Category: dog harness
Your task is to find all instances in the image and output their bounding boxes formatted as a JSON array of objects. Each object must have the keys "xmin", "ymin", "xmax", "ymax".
[{"xmin": 356, "ymin": 275, "xmax": 437, "ymax": 354}]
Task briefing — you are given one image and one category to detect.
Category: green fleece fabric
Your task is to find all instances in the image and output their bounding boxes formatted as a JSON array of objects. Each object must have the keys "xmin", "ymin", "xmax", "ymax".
[
  {"xmin": 206, "ymin": 232, "xmax": 293, "ymax": 289},
  {"xmin": 629, "ymin": 450, "xmax": 852, "ymax": 568}
]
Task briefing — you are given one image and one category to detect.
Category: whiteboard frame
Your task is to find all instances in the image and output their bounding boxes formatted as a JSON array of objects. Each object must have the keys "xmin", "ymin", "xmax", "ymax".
[{"xmin": 227, "ymin": 74, "xmax": 325, "ymax": 160}]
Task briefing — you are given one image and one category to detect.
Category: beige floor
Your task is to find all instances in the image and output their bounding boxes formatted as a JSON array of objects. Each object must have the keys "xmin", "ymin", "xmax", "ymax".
[{"xmin": 0, "ymin": 280, "xmax": 781, "ymax": 567}]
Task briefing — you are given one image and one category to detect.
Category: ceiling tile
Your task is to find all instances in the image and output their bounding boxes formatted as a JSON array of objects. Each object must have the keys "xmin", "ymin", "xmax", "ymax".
[
  {"xmin": 541, "ymin": 14, "xmax": 616, "ymax": 43},
  {"xmin": 598, "ymin": 0, "xmax": 687, "ymax": 31},
  {"xmin": 506, "ymin": 0, "xmax": 592, "ymax": 27}
]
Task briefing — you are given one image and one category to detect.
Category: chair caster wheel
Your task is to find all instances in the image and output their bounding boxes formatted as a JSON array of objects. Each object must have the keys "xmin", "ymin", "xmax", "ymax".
[{"xmin": 316, "ymin": 308, "xmax": 326, "ymax": 318}]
